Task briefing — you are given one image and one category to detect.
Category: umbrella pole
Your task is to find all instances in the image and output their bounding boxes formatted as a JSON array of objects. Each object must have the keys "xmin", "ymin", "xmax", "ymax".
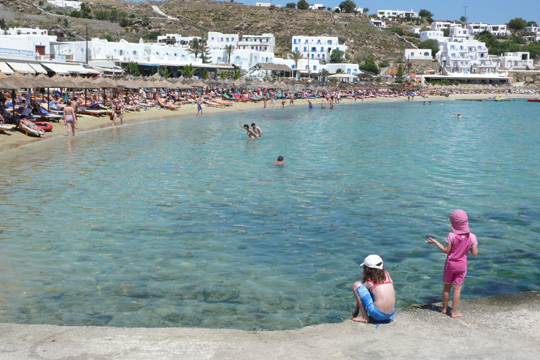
[{"xmin": 12, "ymin": 89, "xmax": 15, "ymax": 123}]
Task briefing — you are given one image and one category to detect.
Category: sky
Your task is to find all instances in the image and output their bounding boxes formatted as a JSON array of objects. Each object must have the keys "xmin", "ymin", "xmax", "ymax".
[{"xmin": 208, "ymin": 0, "xmax": 540, "ymax": 25}]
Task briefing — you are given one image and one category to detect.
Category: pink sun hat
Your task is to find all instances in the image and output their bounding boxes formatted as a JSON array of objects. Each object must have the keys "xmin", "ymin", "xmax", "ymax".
[{"xmin": 450, "ymin": 209, "xmax": 470, "ymax": 234}]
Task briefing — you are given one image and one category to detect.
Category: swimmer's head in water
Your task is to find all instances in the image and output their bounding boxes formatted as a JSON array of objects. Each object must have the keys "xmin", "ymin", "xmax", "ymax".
[
  {"xmin": 243, "ymin": 124, "xmax": 249, "ymax": 129},
  {"xmin": 251, "ymin": 123, "xmax": 256, "ymax": 127},
  {"xmin": 277, "ymin": 156, "xmax": 284, "ymax": 162}
]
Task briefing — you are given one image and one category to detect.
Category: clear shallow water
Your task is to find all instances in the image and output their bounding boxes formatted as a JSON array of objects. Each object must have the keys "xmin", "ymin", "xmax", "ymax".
[{"xmin": 1, "ymin": 99, "xmax": 539, "ymax": 330}]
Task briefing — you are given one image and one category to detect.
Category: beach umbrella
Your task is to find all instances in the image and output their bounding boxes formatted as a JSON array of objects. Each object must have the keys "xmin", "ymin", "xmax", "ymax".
[{"xmin": 191, "ymin": 80, "xmax": 207, "ymax": 88}]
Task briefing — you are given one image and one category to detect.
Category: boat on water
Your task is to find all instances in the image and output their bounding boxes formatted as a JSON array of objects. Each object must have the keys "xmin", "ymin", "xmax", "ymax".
[
  {"xmin": 487, "ymin": 96, "xmax": 511, "ymax": 101},
  {"xmin": 527, "ymin": 99, "xmax": 540, "ymax": 102}
]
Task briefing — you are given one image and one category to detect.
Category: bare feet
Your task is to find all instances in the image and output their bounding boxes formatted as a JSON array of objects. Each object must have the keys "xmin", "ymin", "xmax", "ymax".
[
  {"xmin": 352, "ymin": 316, "xmax": 369, "ymax": 323},
  {"xmin": 352, "ymin": 310, "xmax": 359, "ymax": 318},
  {"xmin": 451, "ymin": 312, "xmax": 463, "ymax": 318},
  {"xmin": 441, "ymin": 307, "xmax": 447, "ymax": 314}
]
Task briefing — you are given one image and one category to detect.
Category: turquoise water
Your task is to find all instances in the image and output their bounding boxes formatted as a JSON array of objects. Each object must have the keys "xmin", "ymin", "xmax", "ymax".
[{"xmin": 0, "ymin": 99, "xmax": 539, "ymax": 330}]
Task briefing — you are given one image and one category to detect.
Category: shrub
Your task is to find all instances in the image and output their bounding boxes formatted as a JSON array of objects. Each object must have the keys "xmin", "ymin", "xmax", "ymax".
[
  {"xmin": 379, "ymin": 60, "xmax": 390, "ymax": 68},
  {"xmin": 389, "ymin": 27, "xmax": 404, "ymax": 36}
]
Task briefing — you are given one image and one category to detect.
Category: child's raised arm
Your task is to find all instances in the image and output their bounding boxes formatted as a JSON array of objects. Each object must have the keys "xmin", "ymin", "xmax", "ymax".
[{"xmin": 425, "ymin": 237, "xmax": 452, "ymax": 254}]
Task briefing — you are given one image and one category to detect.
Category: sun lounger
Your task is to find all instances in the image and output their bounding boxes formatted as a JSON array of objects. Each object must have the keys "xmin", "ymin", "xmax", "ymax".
[
  {"xmin": 78, "ymin": 107, "xmax": 110, "ymax": 117},
  {"xmin": 157, "ymin": 98, "xmax": 178, "ymax": 110}
]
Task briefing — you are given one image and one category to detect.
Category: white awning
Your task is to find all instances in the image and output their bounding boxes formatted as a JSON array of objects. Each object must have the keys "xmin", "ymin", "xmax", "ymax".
[
  {"xmin": 0, "ymin": 61, "xmax": 14, "ymax": 75},
  {"xmin": 7, "ymin": 62, "xmax": 36, "ymax": 74},
  {"xmin": 28, "ymin": 63, "xmax": 48, "ymax": 74},
  {"xmin": 91, "ymin": 66, "xmax": 123, "ymax": 74},
  {"xmin": 63, "ymin": 63, "xmax": 99, "ymax": 75},
  {"xmin": 41, "ymin": 63, "xmax": 71, "ymax": 75}
]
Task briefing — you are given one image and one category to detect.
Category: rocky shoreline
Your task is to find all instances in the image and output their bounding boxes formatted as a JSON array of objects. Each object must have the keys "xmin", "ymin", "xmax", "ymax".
[{"xmin": 0, "ymin": 291, "xmax": 538, "ymax": 359}]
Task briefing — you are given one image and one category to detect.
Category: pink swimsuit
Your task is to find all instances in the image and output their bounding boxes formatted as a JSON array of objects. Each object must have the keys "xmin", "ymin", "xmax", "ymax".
[{"xmin": 443, "ymin": 232, "xmax": 478, "ymax": 285}]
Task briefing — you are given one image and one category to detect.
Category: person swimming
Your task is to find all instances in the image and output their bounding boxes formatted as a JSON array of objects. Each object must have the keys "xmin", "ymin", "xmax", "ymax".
[{"xmin": 273, "ymin": 156, "xmax": 284, "ymax": 166}]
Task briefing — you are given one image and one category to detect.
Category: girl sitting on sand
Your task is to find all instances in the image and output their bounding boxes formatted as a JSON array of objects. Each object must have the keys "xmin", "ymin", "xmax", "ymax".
[
  {"xmin": 352, "ymin": 254, "xmax": 396, "ymax": 323},
  {"xmin": 426, "ymin": 209, "xmax": 478, "ymax": 318}
]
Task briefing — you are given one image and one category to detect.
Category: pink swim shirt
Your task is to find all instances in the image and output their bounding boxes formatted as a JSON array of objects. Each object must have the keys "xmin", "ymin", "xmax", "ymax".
[{"xmin": 445, "ymin": 210, "xmax": 478, "ymax": 271}]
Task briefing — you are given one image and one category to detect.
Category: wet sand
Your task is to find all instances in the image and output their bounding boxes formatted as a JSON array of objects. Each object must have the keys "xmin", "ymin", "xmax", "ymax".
[
  {"xmin": 1, "ymin": 93, "xmax": 533, "ymax": 153},
  {"xmin": 1, "ymin": 292, "xmax": 538, "ymax": 359}
]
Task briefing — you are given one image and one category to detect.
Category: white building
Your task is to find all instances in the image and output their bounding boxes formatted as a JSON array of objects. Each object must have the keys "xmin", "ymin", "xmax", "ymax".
[
  {"xmin": 500, "ymin": 52, "xmax": 533, "ymax": 69},
  {"xmin": 207, "ymin": 32, "xmax": 239, "ymax": 50},
  {"xmin": 291, "ymin": 36, "xmax": 347, "ymax": 63},
  {"xmin": 157, "ymin": 34, "xmax": 200, "ymax": 46},
  {"xmin": 404, "ymin": 49, "xmax": 432, "ymax": 61},
  {"xmin": 47, "ymin": 0, "xmax": 82, "ymax": 10},
  {"xmin": 52, "ymin": 38, "xmax": 201, "ymax": 67},
  {"xmin": 369, "ymin": 19, "xmax": 387, "ymax": 29},
  {"xmin": 436, "ymin": 25, "xmax": 497, "ymax": 75},
  {"xmin": 420, "ymin": 30, "xmax": 445, "ymax": 43},
  {"xmin": 523, "ymin": 26, "xmax": 540, "ymax": 42},
  {"xmin": 0, "ymin": 27, "xmax": 57, "ymax": 60},
  {"xmin": 309, "ymin": 4, "xmax": 326, "ymax": 10},
  {"xmin": 431, "ymin": 21, "xmax": 459, "ymax": 32},
  {"xmin": 467, "ymin": 23, "xmax": 508, "ymax": 36},
  {"xmin": 237, "ymin": 34, "xmax": 275, "ymax": 52},
  {"xmin": 377, "ymin": 9, "xmax": 418, "ymax": 19}
]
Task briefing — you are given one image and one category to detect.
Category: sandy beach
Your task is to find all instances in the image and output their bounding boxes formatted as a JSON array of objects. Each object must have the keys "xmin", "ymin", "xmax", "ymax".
[
  {"xmin": 1, "ymin": 93, "xmax": 534, "ymax": 154},
  {"xmin": 1, "ymin": 291, "xmax": 538, "ymax": 359}
]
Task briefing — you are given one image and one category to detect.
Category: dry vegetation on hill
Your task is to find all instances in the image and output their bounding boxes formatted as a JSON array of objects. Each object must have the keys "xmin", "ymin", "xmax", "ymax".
[{"xmin": 0, "ymin": 0, "xmax": 422, "ymax": 67}]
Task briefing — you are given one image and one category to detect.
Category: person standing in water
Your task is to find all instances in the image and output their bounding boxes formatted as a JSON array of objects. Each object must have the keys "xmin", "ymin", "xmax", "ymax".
[
  {"xmin": 63, "ymin": 102, "xmax": 77, "ymax": 136},
  {"xmin": 426, "ymin": 209, "xmax": 478, "ymax": 318},
  {"xmin": 251, "ymin": 123, "xmax": 262, "ymax": 138},
  {"xmin": 243, "ymin": 124, "xmax": 258, "ymax": 138}
]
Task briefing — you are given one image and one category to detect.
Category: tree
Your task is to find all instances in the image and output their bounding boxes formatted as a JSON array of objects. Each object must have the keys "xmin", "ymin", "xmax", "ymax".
[
  {"xmin": 508, "ymin": 18, "xmax": 527, "ymax": 31},
  {"xmin": 286, "ymin": 2, "xmax": 296, "ymax": 9},
  {"xmin": 363, "ymin": 8, "xmax": 369, "ymax": 14},
  {"xmin": 419, "ymin": 39, "xmax": 440, "ymax": 56},
  {"xmin": 336, "ymin": 68, "xmax": 344, "ymax": 74},
  {"xmin": 395, "ymin": 65, "xmax": 404, "ymax": 82},
  {"xmin": 232, "ymin": 69, "xmax": 243, "ymax": 80},
  {"xmin": 527, "ymin": 21, "xmax": 538, "ymax": 27},
  {"xmin": 200, "ymin": 43, "xmax": 212, "ymax": 64},
  {"xmin": 160, "ymin": 68, "xmax": 171, "ymax": 79},
  {"xmin": 320, "ymin": 69, "xmax": 329, "ymax": 82},
  {"xmin": 359, "ymin": 59, "xmax": 379, "ymax": 75},
  {"xmin": 460, "ymin": 16, "xmax": 467, "ymax": 23},
  {"xmin": 330, "ymin": 49, "xmax": 344, "ymax": 63},
  {"xmin": 219, "ymin": 71, "xmax": 228, "ymax": 79},
  {"xmin": 125, "ymin": 62, "xmax": 141, "ymax": 76},
  {"xmin": 379, "ymin": 60, "xmax": 390, "ymax": 68},
  {"xmin": 181, "ymin": 64, "xmax": 198, "ymax": 78},
  {"xmin": 339, "ymin": 1, "xmax": 356, "ymax": 13},
  {"xmin": 297, "ymin": 0, "xmax": 309, "ymax": 10},
  {"xmin": 418, "ymin": 9, "xmax": 434, "ymax": 20},
  {"xmin": 188, "ymin": 38, "xmax": 204, "ymax": 58},
  {"xmin": 289, "ymin": 50, "xmax": 303, "ymax": 78},
  {"xmin": 225, "ymin": 45, "xmax": 234, "ymax": 63}
]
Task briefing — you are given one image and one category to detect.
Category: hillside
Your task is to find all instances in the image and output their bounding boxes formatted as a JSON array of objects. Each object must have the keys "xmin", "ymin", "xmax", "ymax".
[{"xmin": 0, "ymin": 0, "xmax": 421, "ymax": 66}]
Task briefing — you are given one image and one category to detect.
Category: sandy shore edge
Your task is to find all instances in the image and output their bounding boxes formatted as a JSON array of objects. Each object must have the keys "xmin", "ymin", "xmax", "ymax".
[
  {"xmin": 1, "ymin": 93, "xmax": 535, "ymax": 154},
  {"xmin": 0, "ymin": 291, "xmax": 538, "ymax": 359}
]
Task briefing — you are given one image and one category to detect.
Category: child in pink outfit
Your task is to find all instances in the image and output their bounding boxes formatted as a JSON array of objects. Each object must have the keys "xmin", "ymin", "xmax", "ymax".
[{"xmin": 426, "ymin": 209, "xmax": 479, "ymax": 317}]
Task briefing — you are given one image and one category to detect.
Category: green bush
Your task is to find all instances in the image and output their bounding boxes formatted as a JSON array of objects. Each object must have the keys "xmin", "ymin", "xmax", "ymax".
[
  {"xmin": 379, "ymin": 60, "xmax": 390, "ymax": 68},
  {"xmin": 389, "ymin": 27, "xmax": 404, "ymax": 36},
  {"xmin": 143, "ymin": 31, "xmax": 161, "ymax": 40},
  {"xmin": 360, "ymin": 59, "xmax": 380, "ymax": 74}
]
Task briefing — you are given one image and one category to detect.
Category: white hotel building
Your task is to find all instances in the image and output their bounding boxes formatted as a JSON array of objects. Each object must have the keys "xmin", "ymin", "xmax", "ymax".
[
  {"xmin": 377, "ymin": 9, "xmax": 418, "ymax": 19},
  {"xmin": 291, "ymin": 36, "xmax": 347, "ymax": 63},
  {"xmin": 436, "ymin": 25, "xmax": 497, "ymax": 75}
]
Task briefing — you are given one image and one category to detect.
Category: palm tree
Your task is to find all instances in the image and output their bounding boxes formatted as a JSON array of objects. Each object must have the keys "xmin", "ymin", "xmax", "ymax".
[
  {"xmin": 219, "ymin": 71, "xmax": 228, "ymax": 79},
  {"xmin": 182, "ymin": 64, "xmax": 198, "ymax": 78},
  {"xmin": 232, "ymin": 69, "xmax": 243, "ymax": 80},
  {"xmin": 289, "ymin": 50, "xmax": 304, "ymax": 79},
  {"xmin": 336, "ymin": 68, "xmax": 344, "ymax": 74},
  {"xmin": 160, "ymin": 68, "xmax": 171, "ymax": 79},
  {"xmin": 188, "ymin": 38, "xmax": 204, "ymax": 58},
  {"xmin": 320, "ymin": 69, "xmax": 329, "ymax": 82},
  {"xmin": 225, "ymin": 44, "xmax": 234, "ymax": 63}
]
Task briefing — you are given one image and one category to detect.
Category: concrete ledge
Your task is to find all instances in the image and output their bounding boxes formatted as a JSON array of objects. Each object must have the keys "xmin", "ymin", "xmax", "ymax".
[{"xmin": 1, "ymin": 291, "xmax": 539, "ymax": 359}]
